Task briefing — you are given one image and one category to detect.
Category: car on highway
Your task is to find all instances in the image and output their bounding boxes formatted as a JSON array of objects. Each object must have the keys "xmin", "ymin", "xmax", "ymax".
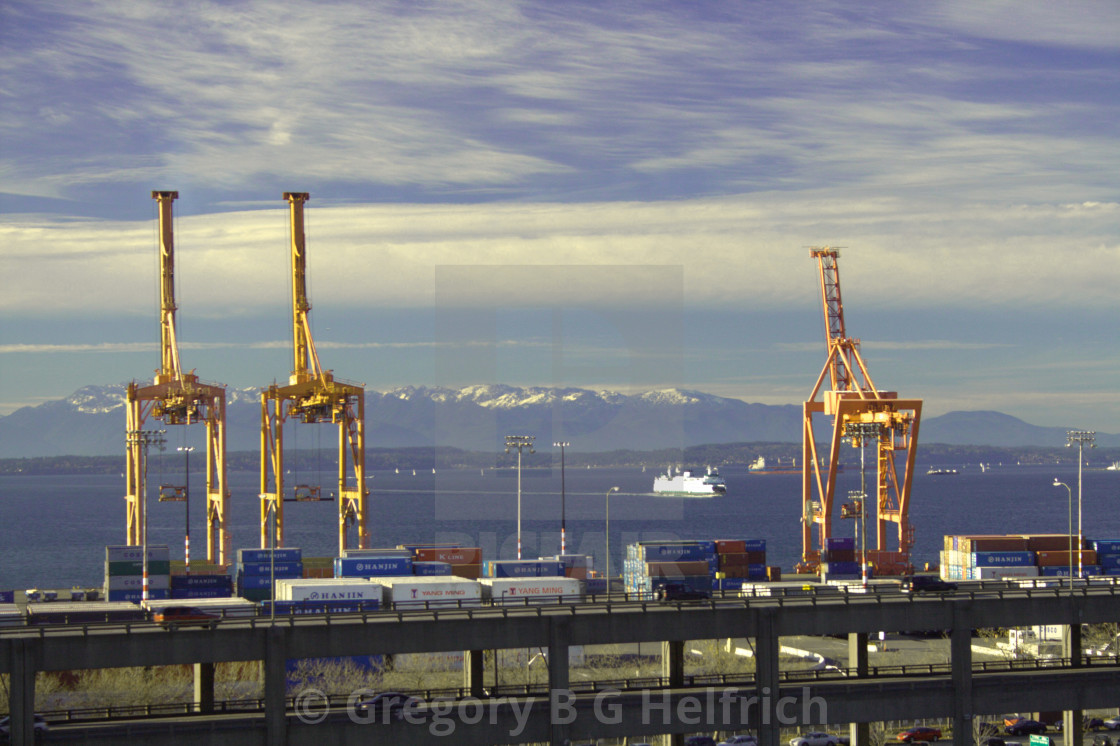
[
  {"xmin": 355, "ymin": 691, "xmax": 424, "ymax": 722},
  {"xmin": 150, "ymin": 606, "xmax": 220, "ymax": 628},
  {"xmin": 900, "ymin": 576, "xmax": 957, "ymax": 593},
  {"xmin": 0, "ymin": 714, "xmax": 49, "ymax": 738},
  {"xmin": 719, "ymin": 737, "xmax": 759, "ymax": 746},
  {"xmin": 898, "ymin": 726, "xmax": 943, "ymax": 742},
  {"xmin": 1005, "ymin": 720, "xmax": 1047, "ymax": 736},
  {"xmin": 790, "ymin": 732, "xmax": 842, "ymax": 746}
]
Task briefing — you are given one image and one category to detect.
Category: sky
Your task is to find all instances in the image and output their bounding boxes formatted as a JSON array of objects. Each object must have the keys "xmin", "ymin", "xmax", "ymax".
[{"xmin": 1, "ymin": 1, "xmax": 1118, "ymax": 432}]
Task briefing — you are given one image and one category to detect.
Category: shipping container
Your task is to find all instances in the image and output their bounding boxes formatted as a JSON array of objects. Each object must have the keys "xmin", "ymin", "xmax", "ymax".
[
  {"xmin": 963, "ymin": 536, "xmax": 1030, "ymax": 552},
  {"xmin": 1090, "ymin": 539, "xmax": 1120, "ymax": 553},
  {"xmin": 105, "ymin": 589, "xmax": 171, "ymax": 602},
  {"xmin": 969, "ymin": 551, "xmax": 1036, "ymax": 567},
  {"xmin": 825, "ymin": 537, "xmax": 856, "ymax": 550},
  {"xmin": 237, "ymin": 547, "xmax": 302, "ymax": 564},
  {"xmin": 451, "ymin": 564, "xmax": 482, "ymax": 579},
  {"xmin": 0, "ymin": 591, "xmax": 15, "ymax": 604},
  {"xmin": 106, "ymin": 545, "xmax": 170, "ymax": 563},
  {"xmin": 483, "ymin": 560, "xmax": 563, "ymax": 578},
  {"xmin": 1039, "ymin": 565, "xmax": 1102, "ymax": 577},
  {"xmin": 413, "ymin": 547, "xmax": 483, "ymax": 565},
  {"xmin": 143, "ymin": 597, "xmax": 258, "ymax": 617},
  {"xmin": 1022, "ymin": 534, "xmax": 1084, "ymax": 552},
  {"xmin": 644, "ymin": 560, "xmax": 711, "ymax": 578},
  {"xmin": 583, "ymin": 578, "xmax": 608, "ymax": 595},
  {"xmin": 371, "ymin": 576, "xmax": 482, "ymax": 609},
  {"xmin": 274, "ymin": 578, "xmax": 385, "ymax": 603},
  {"xmin": 0, "ymin": 604, "xmax": 23, "ymax": 627},
  {"xmin": 263, "ymin": 599, "xmax": 381, "ymax": 615},
  {"xmin": 632, "ymin": 543, "xmax": 714, "ymax": 562},
  {"xmin": 412, "ymin": 561, "xmax": 453, "ymax": 576},
  {"xmin": 334, "ymin": 556, "xmax": 413, "ymax": 577},
  {"xmin": 238, "ymin": 561, "xmax": 303, "ymax": 577},
  {"xmin": 342, "ymin": 548, "xmax": 413, "ymax": 559},
  {"xmin": 966, "ymin": 566, "xmax": 1040, "ymax": 579},
  {"xmin": 481, "ymin": 577, "xmax": 581, "ymax": 605},
  {"xmin": 714, "ymin": 540, "xmax": 746, "ymax": 554},
  {"xmin": 1097, "ymin": 553, "xmax": 1120, "ymax": 570},
  {"xmin": 170, "ymin": 574, "xmax": 233, "ymax": 589},
  {"xmin": 106, "ymin": 560, "xmax": 172, "ymax": 576},
  {"xmin": 237, "ymin": 574, "xmax": 276, "ymax": 590},
  {"xmin": 171, "ymin": 587, "xmax": 233, "ymax": 599},
  {"xmin": 28, "ymin": 601, "xmax": 145, "ymax": 624},
  {"xmin": 1035, "ymin": 550, "xmax": 1097, "ymax": 567},
  {"xmin": 105, "ymin": 575, "xmax": 170, "ymax": 591}
]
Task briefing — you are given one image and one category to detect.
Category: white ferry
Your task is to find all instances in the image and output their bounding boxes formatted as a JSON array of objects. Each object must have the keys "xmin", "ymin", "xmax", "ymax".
[{"xmin": 652, "ymin": 466, "xmax": 726, "ymax": 497}]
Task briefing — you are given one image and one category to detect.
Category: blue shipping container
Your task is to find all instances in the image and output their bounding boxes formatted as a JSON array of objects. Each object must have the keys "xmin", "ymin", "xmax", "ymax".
[
  {"xmin": 238, "ymin": 562, "xmax": 303, "ymax": 577},
  {"xmin": 825, "ymin": 537, "xmax": 856, "ymax": 550},
  {"xmin": 0, "ymin": 591, "xmax": 14, "ymax": 604},
  {"xmin": 171, "ymin": 587, "xmax": 234, "ymax": 599},
  {"xmin": 741, "ymin": 539, "xmax": 766, "ymax": 553},
  {"xmin": 237, "ymin": 574, "xmax": 275, "ymax": 590},
  {"xmin": 484, "ymin": 560, "xmax": 564, "ymax": 578},
  {"xmin": 334, "ymin": 556, "xmax": 413, "ymax": 577},
  {"xmin": 1040, "ymin": 566, "xmax": 1102, "ymax": 577},
  {"xmin": 1091, "ymin": 539, "xmax": 1120, "ymax": 553},
  {"xmin": 714, "ymin": 578, "xmax": 746, "ymax": 591},
  {"xmin": 822, "ymin": 561, "xmax": 860, "ymax": 575},
  {"xmin": 412, "ymin": 561, "xmax": 453, "ymax": 576},
  {"xmin": 237, "ymin": 548, "xmax": 302, "ymax": 564},
  {"xmin": 1097, "ymin": 553, "xmax": 1120, "ymax": 570},
  {"xmin": 170, "ymin": 574, "xmax": 233, "ymax": 589},
  {"xmin": 584, "ymin": 578, "xmax": 608, "ymax": 595},
  {"xmin": 637, "ymin": 544, "xmax": 712, "ymax": 562},
  {"xmin": 969, "ymin": 551, "xmax": 1035, "ymax": 567},
  {"xmin": 106, "ymin": 589, "xmax": 170, "ymax": 602}
]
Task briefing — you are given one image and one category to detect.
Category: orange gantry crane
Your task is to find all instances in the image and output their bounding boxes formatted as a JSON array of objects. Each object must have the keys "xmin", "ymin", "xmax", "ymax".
[
  {"xmin": 799, "ymin": 247, "xmax": 921, "ymax": 575},
  {"xmin": 260, "ymin": 192, "xmax": 369, "ymax": 555},
  {"xmin": 125, "ymin": 191, "xmax": 230, "ymax": 565}
]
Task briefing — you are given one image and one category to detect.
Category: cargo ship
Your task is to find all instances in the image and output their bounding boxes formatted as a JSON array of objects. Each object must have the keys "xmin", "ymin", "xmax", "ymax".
[
  {"xmin": 652, "ymin": 466, "xmax": 726, "ymax": 496},
  {"xmin": 748, "ymin": 456, "xmax": 842, "ymax": 474}
]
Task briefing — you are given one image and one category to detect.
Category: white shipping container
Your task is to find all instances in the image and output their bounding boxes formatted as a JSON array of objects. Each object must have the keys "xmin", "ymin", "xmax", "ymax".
[
  {"xmin": 105, "ymin": 574, "xmax": 170, "ymax": 591},
  {"xmin": 967, "ymin": 566, "xmax": 1040, "ymax": 580},
  {"xmin": 481, "ymin": 577, "xmax": 582, "ymax": 605},
  {"xmin": 0, "ymin": 604, "xmax": 23, "ymax": 627},
  {"xmin": 143, "ymin": 598, "xmax": 258, "ymax": 617},
  {"xmin": 106, "ymin": 545, "xmax": 170, "ymax": 562},
  {"xmin": 275, "ymin": 578, "xmax": 384, "ymax": 603},
  {"xmin": 371, "ymin": 576, "xmax": 482, "ymax": 608}
]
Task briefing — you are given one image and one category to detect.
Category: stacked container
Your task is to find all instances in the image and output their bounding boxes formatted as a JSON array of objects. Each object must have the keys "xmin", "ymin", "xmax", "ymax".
[
  {"xmin": 481, "ymin": 577, "xmax": 581, "ymax": 605},
  {"xmin": 1092, "ymin": 540, "xmax": 1120, "ymax": 575},
  {"xmin": 712, "ymin": 539, "xmax": 768, "ymax": 590},
  {"xmin": 369, "ymin": 576, "xmax": 482, "ymax": 609},
  {"xmin": 235, "ymin": 548, "xmax": 303, "ymax": 601},
  {"xmin": 104, "ymin": 545, "xmax": 171, "ymax": 602},
  {"xmin": 170, "ymin": 573, "xmax": 233, "ymax": 600},
  {"xmin": 273, "ymin": 577, "xmax": 383, "ymax": 612},
  {"xmin": 483, "ymin": 559, "xmax": 564, "ymax": 578},
  {"xmin": 623, "ymin": 541, "xmax": 715, "ymax": 599},
  {"xmin": 334, "ymin": 555, "xmax": 413, "ymax": 578},
  {"xmin": 405, "ymin": 545, "xmax": 484, "ymax": 579},
  {"xmin": 939, "ymin": 534, "xmax": 1116, "ymax": 580}
]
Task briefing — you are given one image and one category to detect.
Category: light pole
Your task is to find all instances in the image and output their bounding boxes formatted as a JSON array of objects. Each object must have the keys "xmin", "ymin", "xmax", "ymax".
[
  {"xmin": 844, "ymin": 420, "xmax": 880, "ymax": 586},
  {"xmin": 260, "ymin": 494, "xmax": 277, "ymax": 620},
  {"xmin": 1066, "ymin": 430, "xmax": 1095, "ymax": 579},
  {"xmin": 506, "ymin": 435, "xmax": 535, "ymax": 559},
  {"xmin": 554, "ymin": 441, "xmax": 569, "ymax": 554},
  {"xmin": 128, "ymin": 429, "xmax": 166, "ymax": 602},
  {"xmin": 177, "ymin": 446, "xmax": 194, "ymax": 575},
  {"xmin": 1053, "ymin": 479, "xmax": 1073, "ymax": 592},
  {"xmin": 604, "ymin": 486, "xmax": 619, "ymax": 593}
]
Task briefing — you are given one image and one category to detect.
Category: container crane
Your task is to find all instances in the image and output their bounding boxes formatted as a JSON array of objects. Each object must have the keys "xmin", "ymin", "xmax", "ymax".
[
  {"xmin": 799, "ymin": 247, "xmax": 921, "ymax": 575},
  {"xmin": 125, "ymin": 191, "xmax": 230, "ymax": 565},
  {"xmin": 260, "ymin": 193, "xmax": 368, "ymax": 555}
]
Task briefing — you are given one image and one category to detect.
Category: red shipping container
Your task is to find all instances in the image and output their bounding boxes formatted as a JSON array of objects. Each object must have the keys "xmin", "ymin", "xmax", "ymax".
[
  {"xmin": 715, "ymin": 540, "xmax": 747, "ymax": 554},
  {"xmin": 450, "ymin": 564, "xmax": 482, "ymax": 579},
  {"xmin": 1023, "ymin": 535, "xmax": 1083, "ymax": 552},
  {"xmin": 718, "ymin": 552, "xmax": 766, "ymax": 570},
  {"xmin": 414, "ymin": 547, "xmax": 483, "ymax": 565},
  {"xmin": 963, "ymin": 536, "xmax": 1030, "ymax": 552},
  {"xmin": 1036, "ymin": 550, "xmax": 1096, "ymax": 567},
  {"xmin": 646, "ymin": 561, "xmax": 710, "ymax": 578},
  {"xmin": 564, "ymin": 567, "xmax": 589, "ymax": 580}
]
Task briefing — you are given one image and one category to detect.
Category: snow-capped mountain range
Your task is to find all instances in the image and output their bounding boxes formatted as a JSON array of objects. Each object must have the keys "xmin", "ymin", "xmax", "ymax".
[{"xmin": 0, "ymin": 383, "xmax": 1112, "ymax": 458}]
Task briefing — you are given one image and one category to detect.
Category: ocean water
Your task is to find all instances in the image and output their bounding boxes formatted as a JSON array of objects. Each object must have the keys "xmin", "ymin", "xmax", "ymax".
[{"xmin": 1, "ymin": 463, "xmax": 1117, "ymax": 590}]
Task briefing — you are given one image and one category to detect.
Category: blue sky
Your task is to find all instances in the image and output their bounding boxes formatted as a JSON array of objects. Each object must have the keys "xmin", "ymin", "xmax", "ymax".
[{"xmin": 1, "ymin": 1, "xmax": 1117, "ymax": 431}]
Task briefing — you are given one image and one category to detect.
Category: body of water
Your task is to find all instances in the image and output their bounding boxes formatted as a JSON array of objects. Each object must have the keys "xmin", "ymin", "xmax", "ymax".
[{"xmin": 1, "ymin": 463, "xmax": 1117, "ymax": 590}]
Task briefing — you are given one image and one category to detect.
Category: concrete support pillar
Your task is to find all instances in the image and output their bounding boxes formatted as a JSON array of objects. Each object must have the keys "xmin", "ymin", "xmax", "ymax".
[
  {"xmin": 549, "ymin": 617, "xmax": 572, "ymax": 746},
  {"xmin": 951, "ymin": 605, "xmax": 973, "ymax": 746},
  {"xmin": 265, "ymin": 625, "xmax": 289, "ymax": 746},
  {"xmin": 1063, "ymin": 623, "xmax": 1083, "ymax": 746},
  {"xmin": 756, "ymin": 608, "xmax": 781, "ymax": 746},
  {"xmin": 193, "ymin": 661, "xmax": 215, "ymax": 713},
  {"xmin": 661, "ymin": 639, "xmax": 685, "ymax": 687},
  {"xmin": 848, "ymin": 632, "xmax": 870, "ymax": 746},
  {"xmin": 463, "ymin": 649, "xmax": 486, "ymax": 698},
  {"xmin": 7, "ymin": 638, "xmax": 39, "ymax": 746}
]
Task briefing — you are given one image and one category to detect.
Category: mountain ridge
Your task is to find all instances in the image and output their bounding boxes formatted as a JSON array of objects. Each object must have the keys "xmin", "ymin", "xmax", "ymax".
[{"xmin": 0, "ymin": 384, "xmax": 1115, "ymax": 458}]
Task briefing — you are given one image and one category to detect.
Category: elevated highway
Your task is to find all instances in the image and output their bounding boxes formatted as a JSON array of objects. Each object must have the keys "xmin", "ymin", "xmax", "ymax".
[{"xmin": 3, "ymin": 581, "xmax": 1118, "ymax": 745}]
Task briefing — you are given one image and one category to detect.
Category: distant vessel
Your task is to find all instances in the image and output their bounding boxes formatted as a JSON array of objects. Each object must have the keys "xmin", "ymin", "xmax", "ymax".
[
  {"xmin": 927, "ymin": 467, "xmax": 959, "ymax": 475},
  {"xmin": 652, "ymin": 466, "xmax": 726, "ymax": 496},
  {"xmin": 1107, "ymin": 461, "xmax": 1120, "ymax": 471},
  {"xmin": 748, "ymin": 456, "xmax": 842, "ymax": 474}
]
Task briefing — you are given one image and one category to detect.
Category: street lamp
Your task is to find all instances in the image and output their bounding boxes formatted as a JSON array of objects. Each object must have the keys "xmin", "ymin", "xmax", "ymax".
[
  {"xmin": 177, "ymin": 446, "xmax": 194, "ymax": 575},
  {"xmin": 554, "ymin": 441, "xmax": 570, "ymax": 554},
  {"xmin": 604, "ymin": 486, "xmax": 619, "ymax": 593},
  {"xmin": 506, "ymin": 435, "xmax": 535, "ymax": 559},
  {"xmin": 844, "ymin": 420, "xmax": 881, "ymax": 586},
  {"xmin": 1066, "ymin": 430, "xmax": 1095, "ymax": 579},
  {"xmin": 1053, "ymin": 479, "xmax": 1073, "ymax": 591}
]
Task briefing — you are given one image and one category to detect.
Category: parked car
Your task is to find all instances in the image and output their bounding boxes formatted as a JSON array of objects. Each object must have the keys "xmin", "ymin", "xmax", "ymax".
[
  {"xmin": 657, "ymin": 583, "xmax": 711, "ymax": 602},
  {"xmin": 790, "ymin": 732, "xmax": 841, "ymax": 746},
  {"xmin": 1005, "ymin": 721, "xmax": 1047, "ymax": 736},
  {"xmin": 0, "ymin": 714, "xmax": 49, "ymax": 737},
  {"xmin": 355, "ymin": 691, "xmax": 423, "ymax": 722},
  {"xmin": 151, "ymin": 606, "xmax": 220, "ymax": 628},
  {"xmin": 720, "ymin": 737, "xmax": 759, "ymax": 746},
  {"xmin": 898, "ymin": 726, "xmax": 943, "ymax": 742},
  {"xmin": 1105, "ymin": 717, "xmax": 1120, "ymax": 731},
  {"xmin": 901, "ymin": 576, "xmax": 957, "ymax": 593}
]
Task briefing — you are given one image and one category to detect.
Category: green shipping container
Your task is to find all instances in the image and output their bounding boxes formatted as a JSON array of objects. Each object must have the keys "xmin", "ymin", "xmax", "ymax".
[{"xmin": 106, "ymin": 560, "xmax": 172, "ymax": 576}]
